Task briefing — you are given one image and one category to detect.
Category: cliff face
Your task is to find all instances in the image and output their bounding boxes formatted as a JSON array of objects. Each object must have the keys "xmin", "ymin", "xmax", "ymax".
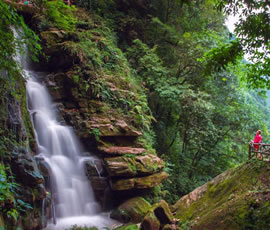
[
  {"xmin": 172, "ymin": 160, "xmax": 270, "ymax": 230},
  {"xmin": 0, "ymin": 72, "xmax": 45, "ymax": 229},
  {"xmin": 31, "ymin": 8, "xmax": 167, "ymax": 205}
]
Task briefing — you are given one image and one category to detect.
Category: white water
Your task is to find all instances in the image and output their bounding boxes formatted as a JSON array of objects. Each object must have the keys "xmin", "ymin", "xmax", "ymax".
[{"xmin": 14, "ymin": 29, "xmax": 117, "ymax": 229}]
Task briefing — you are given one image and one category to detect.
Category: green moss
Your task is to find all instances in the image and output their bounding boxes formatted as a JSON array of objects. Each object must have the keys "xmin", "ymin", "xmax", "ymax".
[
  {"xmin": 175, "ymin": 160, "xmax": 270, "ymax": 229},
  {"xmin": 113, "ymin": 224, "xmax": 139, "ymax": 230}
]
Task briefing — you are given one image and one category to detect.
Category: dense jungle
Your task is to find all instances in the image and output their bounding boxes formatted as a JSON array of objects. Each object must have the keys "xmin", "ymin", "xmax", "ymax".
[{"xmin": 2, "ymin": 0, "xmax": 270, "ymax": 229}]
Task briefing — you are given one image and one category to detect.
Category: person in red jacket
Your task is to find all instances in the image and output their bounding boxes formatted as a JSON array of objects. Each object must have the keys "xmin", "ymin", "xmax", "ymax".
[
  {"xmin": 253, "ymin": 130, "xmax": 262, "ymax": 151},
  {"xmin": 253, "ymin": 130, "xmax": 262, "ymax": 159}
]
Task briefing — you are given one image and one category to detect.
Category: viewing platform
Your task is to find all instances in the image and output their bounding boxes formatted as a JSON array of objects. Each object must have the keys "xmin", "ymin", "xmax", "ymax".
[{"xmin": 248, "ymin": 142, "xmax": 270, "ymax": 160}]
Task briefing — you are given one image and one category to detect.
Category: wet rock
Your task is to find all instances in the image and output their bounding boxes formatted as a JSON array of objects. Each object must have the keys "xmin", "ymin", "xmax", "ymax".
[
  {"xmin": 99, "ymin": 146, "xmax": 146, "ymax": 156},
  {"xmin": 84, "ymin": 158, "xmax": 105, "ymax": 177},
  {"xmin": 110, "ymin": 172, "xmax": 168, "ymax": 190},
  {"xmin": 36, "ymin": 157, "xmax": 51, "ymax": 178},
  {"xmin": 22, "ymin": 210, "xmax": 42, "ymax": 230},
  {"xmin": 104, "ymin": 156, "xmax": 137, "ymax": 177},
  {"xmin": 48, "ymin": 86, "xmax": 66, "ymax": 101},
  {"xmin": 88, "ymin": 117, "xmax": 142, "ymax": 137},
  {"xmin": 135, "ymin": 171, "xmax": 168, "ymax": 189},
  {"xmin": 110, "ymin": 178, "xmax": 135, "ymax": 191},
  {"xmin": 89, "ymin": 176, "xmax": 109, "ymax": 191},
  {"xmin": 104, "ymin": 154, "xmax": 164, "ymax": 177},
  {"xmin": 141, "ymin": 212, "xmax": 160, "ymax": 230},
  {"xmin": 11, "ymin": 148, "xmax": 44, "ymax": 186},
  {"xmin": 135, "ymin": 154, "xmax": 164, "ymax": 175},
  {"xmin": 110, "ymin": 197, "xmax": 151, "ymax": 223}
]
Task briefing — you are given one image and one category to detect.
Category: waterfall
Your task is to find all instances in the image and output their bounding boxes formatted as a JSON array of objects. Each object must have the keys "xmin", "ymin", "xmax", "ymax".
[{"xmin": 14, "ymin": 28, "xmax": 117, "ymax": 229}]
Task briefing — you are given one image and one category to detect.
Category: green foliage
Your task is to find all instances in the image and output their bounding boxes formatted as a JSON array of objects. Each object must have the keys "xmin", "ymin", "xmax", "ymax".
[
  {"xmin": 0, "ymin": 1, "xmax": 41, "ymax": 76},
  {"xmin": 64, "ymin": 16, "xmax": 154, "ymax": 131},
  {"xmin": 44, "ymin": 0, "xmax": 77, "ymax": 31},
  {"xmin": 202, "ymin": 40, "xmax": 243, "ymax": 75},
  {"xmin": 0, "ymin": 163, "xmax": 32, "ymax": 222},
  {"xmin": 91, "ymin": 128, "xmax": 101, "ymax": 141},
  {"xmin": 66, "ymin": 225, "xmax": 98, "ymax": 230},
  {"xmin": 118, "ymin": 0, "xmax": 270, "ymax": 203},
  {"xmin": 216, "ymin": 0, "xmax": 270, "ymax": 89}
]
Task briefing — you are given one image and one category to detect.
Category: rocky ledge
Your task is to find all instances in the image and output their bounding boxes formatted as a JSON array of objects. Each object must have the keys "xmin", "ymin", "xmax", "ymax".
[{"xmin": 37, "ymin": 20, "xmax": 168, "ymax": 204}]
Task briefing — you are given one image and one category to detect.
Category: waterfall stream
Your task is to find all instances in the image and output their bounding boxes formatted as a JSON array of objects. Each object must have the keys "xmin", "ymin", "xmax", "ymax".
[{"xmin": 15, "ymin": 29, "xmax": 117, "ymax": 229}]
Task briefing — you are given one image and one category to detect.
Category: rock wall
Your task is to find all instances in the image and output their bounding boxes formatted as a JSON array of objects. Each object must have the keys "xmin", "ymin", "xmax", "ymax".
[
  {"xmin": 32, "ymin": 8, "xmax": 168, "ymax": 206},
  {"xmin": 0, "ymin": 74, "xmax": 46, "ymax": 230}
]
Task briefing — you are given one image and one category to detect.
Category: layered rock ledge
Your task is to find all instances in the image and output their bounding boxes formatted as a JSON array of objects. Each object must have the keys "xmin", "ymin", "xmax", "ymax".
[{"xmin": 36, "ymin": 13, "xmax": 168, "ymax": 204}]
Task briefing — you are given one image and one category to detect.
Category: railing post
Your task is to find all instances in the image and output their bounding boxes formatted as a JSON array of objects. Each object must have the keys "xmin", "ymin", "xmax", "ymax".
[{"xmin": 248, "ymin": 143, "xmax": 251, "ymax": 159}]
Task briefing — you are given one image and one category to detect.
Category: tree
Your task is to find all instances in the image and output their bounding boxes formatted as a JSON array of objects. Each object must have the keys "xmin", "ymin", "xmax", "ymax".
[{"xmin": 216, "ymin": 0, "xmax": 270, "ymax": 89}]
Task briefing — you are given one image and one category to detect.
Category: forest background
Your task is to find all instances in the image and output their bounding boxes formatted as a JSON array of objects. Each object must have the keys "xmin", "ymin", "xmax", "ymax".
[{"xmin": 1, "ymin": 0, "xmax": 270, "ymax": 205}]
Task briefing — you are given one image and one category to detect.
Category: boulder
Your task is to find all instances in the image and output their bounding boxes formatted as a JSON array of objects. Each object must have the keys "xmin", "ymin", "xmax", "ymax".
[
  {"xmin": 141, "ymin": 212, "xmax": 160, "ymax": 230},
  {"xmin": 99, "ymin": 146, "xmax": 146, "ymax": 156},
  {"xmin": 152, "ymin": 200, "xmax": 174, "ymax": 225},
  {"xmin": 88, "ymin": 117, "xmax": 142, "ymax": 137},
  {"xmin": 40, "ymin": 31, "xmax": 65, "ymax": 45},
  {"xmin": 11, "ymin": 148, "xmax": 44, "ymax": 186},
  {"xmin": 110, "ymin": 197, "xmax": 151, "ymax": 223},
  {"xmin": 104, "ymin": 154, "xmax": 164, "ymax": 177},
  {"xmin": 135, "ymin": 154, "xmax": 164, "ymax": 175},
  {"xmin": 113, "ymin": 224, "xmax": 139, "ymax": 230},
  {"xmin": 104, "ymin": 156, "xmax": 137, "ymax": 177},
  {"xmin": 135, "ymin": 171, "xmax": 168, "ymax": 189},
  {"xmin": 84, "ymin": 158, "xmax": 106, "ymax": 177},
  {"xmin": 89, "ymin": 176, "xmax": 109, "ymax": 191},
  {"xmin": 110, "ymin": 178, "xmax": 135, "ymax": 191},
  {"xmin": 110, "ymin": 172, "xmax": 168, "ymax": 190}
]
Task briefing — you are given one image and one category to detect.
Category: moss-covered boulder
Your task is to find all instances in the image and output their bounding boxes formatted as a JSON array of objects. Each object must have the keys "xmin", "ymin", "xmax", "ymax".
[
  {"xmin": 104, "ymin": 156, "xmax": 137, "ymax": 177},
  {"xmin": 104, "ymin": 154, "xmax": 164, "ymax": 178},
  {"xmin": 152, "ymin": 200, "xmax": 174, "ymax": 225},
  {"xmin": 110, "ymin": 197, "xmax": 151, "ymax": 223},
  {"xmin": 141, "ymin": 212, "xmax": 160, "ymax": 230},
  {"xmin": 135, "ymin": 154, "xmax": 164, "ymax": 175},
  {"xmin": 99, "ymin": 146, "xmax": 146, "ymax": 156},
  {"xmin": 113, "ymin": 224, "xmax": 140, "ymax": 230},
  {"xmin": 173, "ymin": 160, "xmax": 270, "ymax": 230},
  {"xmin": 110, "ymin": 171, "xmax": 168, "ymax": 190}
]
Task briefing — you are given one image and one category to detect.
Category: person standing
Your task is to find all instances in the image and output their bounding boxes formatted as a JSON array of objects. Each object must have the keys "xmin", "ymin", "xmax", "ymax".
[
  {"xmin": 253, "ymin": 130, "xmax": 262, "ymax": 150},
  {"xmin": 253, "ymin": 130, "xmax": 262, "ymax": 159}
]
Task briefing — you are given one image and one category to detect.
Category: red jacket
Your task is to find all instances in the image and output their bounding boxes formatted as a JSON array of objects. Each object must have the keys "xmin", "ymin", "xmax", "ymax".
[{"xmin": 254, "ymin": 134, "xmax": 262, "ymax": 143}]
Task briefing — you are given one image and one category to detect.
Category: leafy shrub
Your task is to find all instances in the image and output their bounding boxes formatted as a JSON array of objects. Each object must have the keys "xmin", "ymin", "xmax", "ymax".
[
  {"xmin": 0, "ymin": 163, "xmax": 32, "ymax": 222},
  {"xmin": 45, "ymin": 0, "xmax": 77, "ymax": 31}
]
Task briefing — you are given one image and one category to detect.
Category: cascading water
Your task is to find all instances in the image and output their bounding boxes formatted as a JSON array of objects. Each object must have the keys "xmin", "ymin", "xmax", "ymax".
[{"xmin": 14, "ymin": 29, "xmax": 117, "ymax": 229}]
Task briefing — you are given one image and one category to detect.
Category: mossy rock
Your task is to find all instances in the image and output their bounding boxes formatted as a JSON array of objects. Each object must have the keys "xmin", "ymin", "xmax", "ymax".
[
  {"xmin": 174, "ymin": 160, "xmax": 270, "ymax": 230},
  {"xmin": 152, "ymin": 200, "xmax": 174, "ymax": 225},
  {"xmin": 110, "ymin": 197, "xmax": 151, "ymax": 223},
  {"xmin": 0, "ymin": 216, "xmax": 4, "ymax": 229},
  {"xmin": 104, "ymin": 156, "xmax": 137, "ymax": 177},
  {"xmin": 141, "ymin": 211, "xmax": 160, "ymax": 230},
  {"xmin": 110, "ymin": 171, "xmax": 168, "ymax": 190},
  {"xmin": 113, "ymin": 224, "xmax": 139, "ymax": 230}
]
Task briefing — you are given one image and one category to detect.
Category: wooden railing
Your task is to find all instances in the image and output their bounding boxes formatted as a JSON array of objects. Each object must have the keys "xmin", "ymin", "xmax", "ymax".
[{"xmin": 248, "ymin": 142, "xmax": 270, "ymax": 159}]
